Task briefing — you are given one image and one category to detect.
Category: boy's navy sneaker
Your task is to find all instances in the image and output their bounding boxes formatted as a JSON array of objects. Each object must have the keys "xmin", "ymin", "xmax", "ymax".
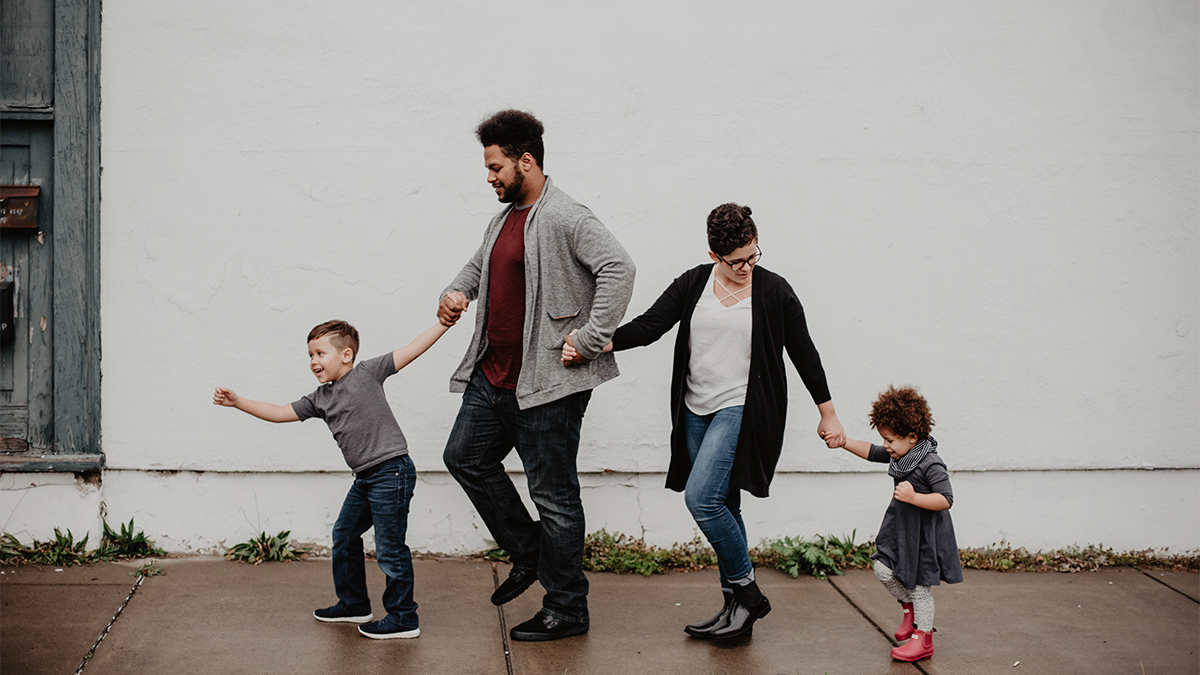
[
  {"xmin": 358, "ymin": 616, "xmax": 420, "ymax": 640},
  {"xmin": 313, "ymin": 603, "xmax": 373, "ymax": 623},
  {"xmin": 509, "ymin": 611, "xmax": 588, "ymax": 642}
]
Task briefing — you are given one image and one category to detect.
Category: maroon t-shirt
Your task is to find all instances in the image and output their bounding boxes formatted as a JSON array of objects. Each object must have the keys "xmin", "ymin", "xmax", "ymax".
[{"xmin": 481, "ymin": 205, "xmax": 531, "ymax": 390}]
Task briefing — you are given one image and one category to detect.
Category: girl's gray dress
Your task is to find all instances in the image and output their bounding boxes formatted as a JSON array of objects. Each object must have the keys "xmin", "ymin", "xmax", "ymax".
[{"xmin": 868, "ymin": 440, "xmax": 964, "ymax": 589}]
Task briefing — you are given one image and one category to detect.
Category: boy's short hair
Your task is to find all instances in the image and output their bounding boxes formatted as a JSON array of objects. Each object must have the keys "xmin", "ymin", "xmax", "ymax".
[
  {"xmin": 869, "ymin": 385, "xmax": 935, "ymax": 440},
  {"xmin": 706, "ymin": 203, "xmax": 758, "ymax": 256},
  {"xmin": 476, "ymin": 109, "xmax": 545, "ymax": 168},
  {"xmin": 308, "ymin": 320, "xmax": 360, "ymax": 360}
]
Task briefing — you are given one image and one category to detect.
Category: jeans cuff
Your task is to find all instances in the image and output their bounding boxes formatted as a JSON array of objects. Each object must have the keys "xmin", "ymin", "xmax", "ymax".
[{"xmin": 541, "ymin": 607, "xmax": 589, "ymax": 625}]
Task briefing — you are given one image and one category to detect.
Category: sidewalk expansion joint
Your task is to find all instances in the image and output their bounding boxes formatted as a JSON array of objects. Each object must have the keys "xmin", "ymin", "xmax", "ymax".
[
  {"xmin": 1136, "ymin": 567, "xmax": 1200, "ymax": 604},
  {"xmin": 826, "ymin": 576, "xmax": 931, "ymax": 675},
  {"xmin": 492, "ymin": 563, "xmax": 515, "ymax": 675},
  {"xmin": 74, "ymin": 572, "xmax": 146, "ymax": 675}
]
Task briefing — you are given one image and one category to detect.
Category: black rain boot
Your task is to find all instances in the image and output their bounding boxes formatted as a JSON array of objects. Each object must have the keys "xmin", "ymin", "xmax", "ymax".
[
  {"xmin": 709, "ymin": 579, "xmax": 770, "ymax": 639},
  {"xmin": 684, "ymin": 585, "xmax": 734, "ymax": 638}
]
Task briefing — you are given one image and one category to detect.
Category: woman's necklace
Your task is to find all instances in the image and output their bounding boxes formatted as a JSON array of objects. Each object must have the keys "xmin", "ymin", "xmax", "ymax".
[{"xmin": 714, "ymin": 274, "xmax": 751, "ymax": 306}]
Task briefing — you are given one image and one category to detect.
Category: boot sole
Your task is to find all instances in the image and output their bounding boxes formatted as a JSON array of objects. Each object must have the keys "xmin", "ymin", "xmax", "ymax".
[{"xmin": 314, "ymin": 612, "xmax": 373, "ymax": 623}]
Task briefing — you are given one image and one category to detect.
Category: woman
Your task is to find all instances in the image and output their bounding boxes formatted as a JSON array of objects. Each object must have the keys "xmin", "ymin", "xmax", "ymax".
[{"xmin": 563, "ymin": 203, "xmax": 845, "ymax": 639}]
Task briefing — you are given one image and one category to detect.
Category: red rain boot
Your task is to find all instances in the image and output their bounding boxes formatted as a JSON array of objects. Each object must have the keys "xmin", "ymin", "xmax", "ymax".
[
  {"xmin": 894, "ymin": 602, "xmax": 914, "ymax": 641},
  {"xmin": 890, "ymin": 629, "xmax": 934, "ymax": 662}
]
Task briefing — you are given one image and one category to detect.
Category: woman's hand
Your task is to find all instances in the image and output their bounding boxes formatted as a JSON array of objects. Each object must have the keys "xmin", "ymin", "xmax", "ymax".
[
  {"xmin": 562, "ymin": 330, "xmax": 613, "ymax": 366},
  {"xmin": 816, "ymin": 402, "xmax": 845, "ymax": 448},
  {"xmin": 561, "ymin": 330, "xmax": 586, "ymax": 366}
]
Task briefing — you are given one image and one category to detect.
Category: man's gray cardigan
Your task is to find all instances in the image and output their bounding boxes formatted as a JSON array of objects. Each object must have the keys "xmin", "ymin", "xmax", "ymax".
[{"xmin": 443, "ymin": 177, "xmax": 636, "ymax": 409}]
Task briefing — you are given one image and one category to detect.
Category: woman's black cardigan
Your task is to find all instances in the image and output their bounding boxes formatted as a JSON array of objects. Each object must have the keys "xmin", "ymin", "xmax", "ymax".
[{"xmin": 611, "ymin": 264, "xmax": 831, "ymax": 498}]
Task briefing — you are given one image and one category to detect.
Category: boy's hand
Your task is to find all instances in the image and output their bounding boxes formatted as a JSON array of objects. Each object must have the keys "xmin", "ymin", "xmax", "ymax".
[
  {"xmin": 213, "ymin": 387, "xmax": 239, "ymax": 407},
  {"xmin": 561, "ymin": 330, "xmax": 587, "ymax": 366},
  {"xmin": 438, "ymin": 292, "xmax": 469, "ymax": 327},
  {"xmin": 893, "ymin": 481, "xmax": 916, "ymax": 504}
]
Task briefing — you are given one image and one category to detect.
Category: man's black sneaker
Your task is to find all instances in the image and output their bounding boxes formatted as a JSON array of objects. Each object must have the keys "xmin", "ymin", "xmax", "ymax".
[
  {"xmin": 491, "ymin": 566, "xmax": 538, "ymax": 606},
  {"xmin": 313, "ymin": 603, "xmax": 373, "ymax": 623},
  {"xmin": 509, "ymin": 611, "xmax": 589, "ymax": 642},
  {"xmin": 358, "ymin": 616, "xmax": 420, "ymax": 640}
]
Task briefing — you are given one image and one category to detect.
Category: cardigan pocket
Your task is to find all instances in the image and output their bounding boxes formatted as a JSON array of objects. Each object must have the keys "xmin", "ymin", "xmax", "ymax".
[{"xmin": 544, "ymin": 307, "xmax": 582, "ymax": 349}]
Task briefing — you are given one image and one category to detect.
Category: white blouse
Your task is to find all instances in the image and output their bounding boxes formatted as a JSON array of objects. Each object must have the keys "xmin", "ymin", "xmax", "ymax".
[{"xmin": 684, "ymin": 266, "xmax": 753, "ymax": 416}]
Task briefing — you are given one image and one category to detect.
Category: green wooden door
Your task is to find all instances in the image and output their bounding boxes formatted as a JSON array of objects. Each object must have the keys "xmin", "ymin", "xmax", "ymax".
[{"xmin": 1, "ymin": 0, "xmax": 101, "ymax": 470}]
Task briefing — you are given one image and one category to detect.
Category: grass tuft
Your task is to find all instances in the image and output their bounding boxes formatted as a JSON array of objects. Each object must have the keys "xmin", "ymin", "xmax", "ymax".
[
  {"xmin": 224, "ymin": 530, "xmax": 311, "ymax": 565},
  {"xmin": 1, "ymin": 519, "xmax": 166, "ymax": 567}
]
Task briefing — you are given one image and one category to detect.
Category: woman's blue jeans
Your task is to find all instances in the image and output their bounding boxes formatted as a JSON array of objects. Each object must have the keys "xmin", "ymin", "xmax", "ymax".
[
  {"xmin": 683, "ymin": 406, "xmax": 753, "ymax": 583},
  {"xmin": 331, "ymin": 454, "xmax": 418, "ymax": 630}
]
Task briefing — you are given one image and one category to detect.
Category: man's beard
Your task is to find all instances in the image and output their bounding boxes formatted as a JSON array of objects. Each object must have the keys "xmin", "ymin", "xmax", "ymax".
[{"xmin": 497, "ymin": 169, "xmax": 525, "ymax": 203}]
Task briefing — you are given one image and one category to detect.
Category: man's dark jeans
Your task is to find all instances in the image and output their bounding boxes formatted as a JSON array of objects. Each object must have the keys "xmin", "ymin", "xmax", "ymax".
[
  {"xmin": 444, "ymin": 368, "xmax": 592, "ymax": 623},
  {"xmin": 331, "ymin": 454, "xmax": 418, "ymax": 630}
]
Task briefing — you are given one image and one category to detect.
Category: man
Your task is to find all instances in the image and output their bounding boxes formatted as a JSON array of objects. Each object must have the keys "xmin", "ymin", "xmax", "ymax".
[{"xmin": 438, "ymin": 109, "xmax": 635, "ymax": 641}]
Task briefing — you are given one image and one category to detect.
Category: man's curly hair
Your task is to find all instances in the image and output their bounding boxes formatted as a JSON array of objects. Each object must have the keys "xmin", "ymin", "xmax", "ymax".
[
  {"xmin": 476, "ymin": 109, "xmax": 545, "ymax": 168},
  {"xmin": 706, "ymin": 203, "xmax": 758, "ymax": 256},
  {"xmin": 308, "ymin": 320, "xmax": 360, "ymax": 360},
  {"xmin": 869, "ymin": 386, "xmax": 935, "ymax": 440}
]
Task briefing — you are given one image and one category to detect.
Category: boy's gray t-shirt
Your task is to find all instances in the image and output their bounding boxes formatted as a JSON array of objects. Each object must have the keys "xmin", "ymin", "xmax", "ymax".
[{"xmin": 290, "ymin": 353, "xmax": 408, "ymax": 474}]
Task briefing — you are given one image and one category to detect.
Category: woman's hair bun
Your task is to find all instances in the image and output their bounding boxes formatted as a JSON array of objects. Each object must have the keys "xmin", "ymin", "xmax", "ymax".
[{"xmin": 743, "ymin": 206, "xmax": 752, "ymax": 216}]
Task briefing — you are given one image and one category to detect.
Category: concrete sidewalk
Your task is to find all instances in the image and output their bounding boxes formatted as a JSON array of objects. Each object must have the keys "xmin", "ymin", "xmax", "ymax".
[{"xmin": 2, "ymin": 557, "xmax": 1196, "ymax": 675}]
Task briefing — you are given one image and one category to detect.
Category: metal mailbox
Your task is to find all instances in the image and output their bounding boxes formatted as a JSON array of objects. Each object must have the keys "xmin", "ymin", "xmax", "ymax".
[{"xmin": 0, "ymin": 186, "xmax": 40, "ymax": 229}]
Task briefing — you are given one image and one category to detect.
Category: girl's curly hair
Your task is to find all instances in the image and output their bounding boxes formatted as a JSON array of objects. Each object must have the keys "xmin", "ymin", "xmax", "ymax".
[
  {"xmin": 869, "ymin": 386, "xmax": 935, "ymax": 440},
  {"xmin": 706, "ymin": 203, "xmax": 758, "ymax": 256}
]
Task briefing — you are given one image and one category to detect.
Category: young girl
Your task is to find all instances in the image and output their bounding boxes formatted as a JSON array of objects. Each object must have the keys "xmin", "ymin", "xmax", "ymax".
[{"xmin": 829, "ymin": 385, "xmax": 962, "ymax": 662}]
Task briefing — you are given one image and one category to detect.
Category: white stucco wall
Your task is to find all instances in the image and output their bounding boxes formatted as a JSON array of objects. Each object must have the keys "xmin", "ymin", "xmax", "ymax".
[{"xmin": 4, "ymin": 1, "xmax": 1197, "ymax": 554}]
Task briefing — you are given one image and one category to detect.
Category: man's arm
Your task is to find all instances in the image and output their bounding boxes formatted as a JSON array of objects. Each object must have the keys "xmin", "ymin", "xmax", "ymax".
[
  {"xmin": 563, "ymin": 214, "xmax": 636, "ymax": 360},
  {"xmin": 393, "ymin": 322, "xmax": 451, "ymax": 372},
  {"xmin": 438, "ymin": 233, "xmax": 491, "ymax": 326},
  {"xmin": 213, "ymin": 387, "xmax": 300, "ymax": 423}
]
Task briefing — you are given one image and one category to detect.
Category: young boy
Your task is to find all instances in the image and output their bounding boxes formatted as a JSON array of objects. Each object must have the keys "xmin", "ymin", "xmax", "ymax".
[{"xmin": 213, "ymin": 319, "xmax": 449, "ymax": 639}]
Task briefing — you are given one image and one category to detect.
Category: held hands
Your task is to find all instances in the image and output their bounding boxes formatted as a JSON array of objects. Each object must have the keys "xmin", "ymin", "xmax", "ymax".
[
  {"xmin": 438, "ymin": 292, "xmax": 470, "ymax": 327},
  {"xmin": 817, "ymin": 419, "xmax": 845, "ymax": 449},
  {"xmin": 561, "ymin": 330, "xmax": 588, "ymax": 367},
  {"xmin": 213, "ymin": 387, "xmax": 239, "ymax": 407},
  {"xmin": 893, "ymin": 481, "xmax": 916, "ymax": 504}
]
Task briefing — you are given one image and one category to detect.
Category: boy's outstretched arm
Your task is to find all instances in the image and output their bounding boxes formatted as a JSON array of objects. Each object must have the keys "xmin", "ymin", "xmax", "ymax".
[
  {"xmin": 392, "ymin": 322, "xmax": 451, "ymax": 372},
  {"xmin": 213, "ymin": 387, "xmax": 300, "ymax": 423}
]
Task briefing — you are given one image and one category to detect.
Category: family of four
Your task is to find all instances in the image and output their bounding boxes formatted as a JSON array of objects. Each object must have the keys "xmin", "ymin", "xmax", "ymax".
[{"xmin": 213, "ymin": 109, "xmax": 961, "ymax": 664}]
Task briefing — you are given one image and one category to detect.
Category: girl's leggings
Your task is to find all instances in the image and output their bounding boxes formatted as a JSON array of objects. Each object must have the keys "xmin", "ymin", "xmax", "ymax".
[{"xmin": 874, "ymin": 560, "xmax": 934, "ymax": 632}]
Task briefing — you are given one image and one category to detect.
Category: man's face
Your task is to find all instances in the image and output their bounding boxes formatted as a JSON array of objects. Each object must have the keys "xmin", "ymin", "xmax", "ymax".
[{"xmin": 484, "ymin": 145, "xmax": 525, "ymax": 204}]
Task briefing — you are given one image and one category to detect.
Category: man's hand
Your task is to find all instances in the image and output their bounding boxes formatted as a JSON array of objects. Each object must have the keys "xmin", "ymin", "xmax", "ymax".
[
  {"xmin": 213, "ymin": 387, "xmax": 239, "ymax": 407},
  {"xmin": 561, "ymin": 330, "xmax": 589, "ymax": 367},
  {"xmin": 438, "ymin": 292, "xmax": 469, "ymax": 327}
]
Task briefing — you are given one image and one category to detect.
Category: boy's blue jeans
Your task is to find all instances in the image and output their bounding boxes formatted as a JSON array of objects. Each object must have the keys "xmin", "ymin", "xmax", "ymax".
[
  {"xmin": 443, "ymin": 368, "xmax": 592, "ymax": 624},
  {"xmin": 331, "ymin": 454, "xmax": 418, "ymax": 630},
  {"xmin": 683, "ymin": 406, "xmax": 753, "ymax": 583}
]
